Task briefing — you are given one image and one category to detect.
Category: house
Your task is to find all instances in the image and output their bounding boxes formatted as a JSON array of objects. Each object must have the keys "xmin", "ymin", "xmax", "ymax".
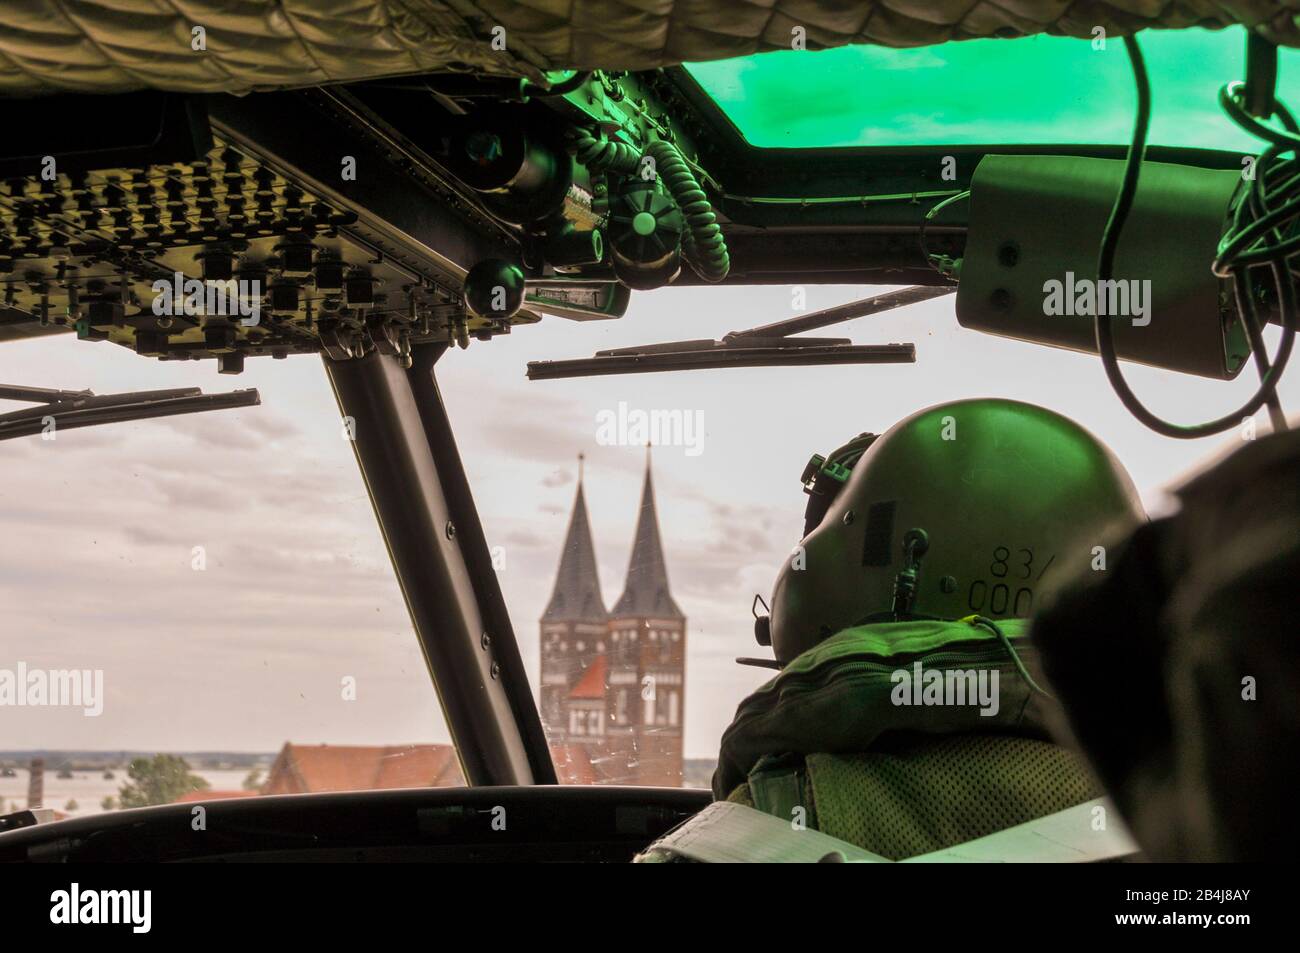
[
  {"xmin": 261, "ymin": 743, "xmax": 465, "ymax": 794},
  {"xmin": 174, "ymin": 790, "xmax": 259, "ymax": 803},
  {"xmin": 260, "ymin": 741, "xmax": 599, "ymax": 791}
]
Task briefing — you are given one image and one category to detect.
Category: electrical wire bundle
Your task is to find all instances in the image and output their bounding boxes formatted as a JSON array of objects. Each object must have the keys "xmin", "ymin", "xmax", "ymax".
[
  {"xmin": 1098, "ymin": 34, "xmax": 1295, "ymax": 437},
  {"xmin": 920, "ymin": 189, "xmax": 970, "ymax": 282}
]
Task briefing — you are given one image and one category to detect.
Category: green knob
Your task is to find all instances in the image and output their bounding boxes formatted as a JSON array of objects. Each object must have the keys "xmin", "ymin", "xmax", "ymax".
[{"xmin": 632, "ymin": 211, "xmax": 657, "ymax": 236}]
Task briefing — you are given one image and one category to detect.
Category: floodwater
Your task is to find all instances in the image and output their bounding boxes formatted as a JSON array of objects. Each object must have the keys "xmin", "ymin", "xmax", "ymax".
[{"xmin": 0, "ymin": 768, "xmax": 253, "ymax": 818}]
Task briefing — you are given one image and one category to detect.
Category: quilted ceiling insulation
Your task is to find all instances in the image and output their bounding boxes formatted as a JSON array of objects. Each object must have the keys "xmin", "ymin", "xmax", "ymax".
[{"xmin": 2, "ymin": 1, "xmax": 1300, "ymax": 97}]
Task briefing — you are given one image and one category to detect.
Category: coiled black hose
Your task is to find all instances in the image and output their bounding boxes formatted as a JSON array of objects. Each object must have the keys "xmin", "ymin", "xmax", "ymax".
[
  {"xmin": 569, "ymin": 128, "xmax": 730, "ymax": 282},
  {"xmin": 643, "ymin": 139, "xmax": 730, "ymax": 283},
  {"xmin": 570, "ymin": 127, "xmax": 640, "ymax": 176}
]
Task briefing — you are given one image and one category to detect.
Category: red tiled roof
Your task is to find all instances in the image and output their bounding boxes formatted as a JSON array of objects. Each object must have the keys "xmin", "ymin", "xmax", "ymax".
[
  {"xmin": 263, "ymin": 741, "xmax": 601, "ymax": 791},
  {"xmin": 263, "ymin": 743, "xmax": 465, "ymax": 795},
  {"xmin": 568, "ymin": 656, "xmax": 607, "ymax": 700},
  {"xmin": 373, "ymin": 745, "xmax": 462, "ymax": 789}
]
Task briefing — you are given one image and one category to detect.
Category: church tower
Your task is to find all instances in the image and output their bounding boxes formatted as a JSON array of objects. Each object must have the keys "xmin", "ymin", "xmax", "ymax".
[
  {"xmin": 538, "ymin": 456, "xmax": 610, "ymax": 770},
  {"xmin": 606, "ymin": 447, "xmax": 686, "ymax": 786},
  {"xmin": 539, "ymin": 451, "xmax": 686, "ymax": 786}
]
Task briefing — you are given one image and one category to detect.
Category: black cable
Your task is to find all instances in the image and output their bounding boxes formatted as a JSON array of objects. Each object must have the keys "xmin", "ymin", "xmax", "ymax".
[
  {"xmin": 1245, "ymin": 32, "xmax": 1279, "ymax": 118},
  {"xmin": 1094, "ymin": 35, "xmax": 1294, "ymax": 438},
  {"xmin": 569, "ymin": 126, "xmax": 641, "ymax": 175},
  {"xmin": 971, "ymin": 616, "xmax": 1053, "ymax": 699}
]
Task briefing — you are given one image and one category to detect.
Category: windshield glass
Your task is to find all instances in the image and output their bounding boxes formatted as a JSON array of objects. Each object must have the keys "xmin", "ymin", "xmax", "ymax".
[
  {"xmin": 686, "ymin": 26, "xmax": 1300, "ymax": 152},
  {"xmin": 4, "ymin": 287, "xmax": 1297, "ymax": 804}
]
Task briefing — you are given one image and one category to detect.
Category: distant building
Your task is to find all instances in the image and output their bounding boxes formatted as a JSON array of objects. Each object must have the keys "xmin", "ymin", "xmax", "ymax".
[
  {"xmin": 26, "ymin": 757, "xmax": 43, "ymax": 809},
  {"xmin": 257, "ymin": 741, "xmax": 604, "ymax": 793},
  {"xmin": 174, "ymin": 790, "xmax": 258, "ymax": 803},
  {"xmin": 540, "ymin": 452, "xmax": 686, "ymax": 786},
  {"xmin": 262, "ymin": 743, "xmax": 465, "ymax": 794}
]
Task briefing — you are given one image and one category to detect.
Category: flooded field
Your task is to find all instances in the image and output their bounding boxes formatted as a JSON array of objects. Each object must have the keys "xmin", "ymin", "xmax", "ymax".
[{"xmin": 0, "ymin": 768, "xmax": 255, "ymax": 818}]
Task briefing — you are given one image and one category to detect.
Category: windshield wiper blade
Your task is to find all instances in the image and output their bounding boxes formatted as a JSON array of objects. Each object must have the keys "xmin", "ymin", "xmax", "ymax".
[
  {"xmin": 528, "ymin": 343, "xmax": 915, "ymax": 379},
  {"xmin": 526, "ymin": 285, "xmax": 948, "ymax": 380},
  {"xmin": 0, "ymin": 384, "xmax": 260, "ymax": 441}
]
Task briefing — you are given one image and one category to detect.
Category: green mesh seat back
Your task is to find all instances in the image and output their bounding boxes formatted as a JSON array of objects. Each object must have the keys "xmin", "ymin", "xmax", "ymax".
[
  {"xmin": 725, "ymin": 783, "xmax": 757, "ymax": 808},
  {"xmin": 804, "ymin": 733, "xmax": 1103, "ymax": 860}
]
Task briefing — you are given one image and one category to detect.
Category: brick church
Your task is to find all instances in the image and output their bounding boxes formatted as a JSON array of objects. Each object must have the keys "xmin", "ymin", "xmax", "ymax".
[{"xmin": 540, "ymin": 451, "xmax": 685, "ymax": 786}]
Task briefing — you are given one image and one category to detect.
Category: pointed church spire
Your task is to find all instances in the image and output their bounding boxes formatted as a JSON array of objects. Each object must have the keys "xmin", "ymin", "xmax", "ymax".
[
  {"xmin": 541, "ymin": 456, "xmax": 608, "ymax": 623},
  {"xmin": 612, "ymin": 446, "xmax": 683, "ymax": 619}
]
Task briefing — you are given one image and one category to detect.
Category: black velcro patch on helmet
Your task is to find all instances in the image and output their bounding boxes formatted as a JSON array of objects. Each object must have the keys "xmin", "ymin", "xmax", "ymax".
[{"xmin": 861, "ymin": 500, "xmax": 897, "ymax": 566}]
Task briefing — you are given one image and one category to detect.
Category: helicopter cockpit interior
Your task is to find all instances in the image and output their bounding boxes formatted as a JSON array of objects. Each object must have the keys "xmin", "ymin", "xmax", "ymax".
[{"xmin": 1, "ymin": 2, "xmax": 1296, "ymax": 868}]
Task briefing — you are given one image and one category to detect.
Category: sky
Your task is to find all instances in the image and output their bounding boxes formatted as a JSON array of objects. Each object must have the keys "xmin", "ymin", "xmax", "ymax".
[
  {"xmin": 2, "ymin": 284, "xmax": 1296, "ymax": 762},
  {"xmin": 687, "ymin": 27, "xmax": 1300, "ymax": 152}
]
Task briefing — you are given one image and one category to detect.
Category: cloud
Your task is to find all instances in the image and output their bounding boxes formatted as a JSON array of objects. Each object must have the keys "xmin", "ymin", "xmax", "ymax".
[
  {"xmin": 243, "ymin": 411, "xmax": 300, "ymax": 440},
  {"xmin": 503, "ymin": 528, "xmax": 549, "ymax": 548},
  {"xmin": 154, "ymin": 408, "xmax": 298, "ymax": 450},
  {"xmin": 7, "ymin": 427, "xmax": 124, "ymax": 451},
  {"xmin": 143, "ymin": 469, "xmax": 248, "ymax": 510},
  {"xmin": 540, "ymin": 467, "xmax": 573, "ymax": 488},
  {"xmin": 450, "ymin": 387, "xmax": 588, "ymax": 463},
  {"xmin": 120, "ymin": 524, "xmax": 192, "ymax": 547}
]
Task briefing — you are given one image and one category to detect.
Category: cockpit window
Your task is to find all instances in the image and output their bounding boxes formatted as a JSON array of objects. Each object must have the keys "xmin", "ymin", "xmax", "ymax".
[
  {"xmin": 5, "ymin": 287, "xmax": 1298, "ymax": 805},
  {"xmin": 685, "ymin": 26, "xmax": 1298, "ymax": 152}
]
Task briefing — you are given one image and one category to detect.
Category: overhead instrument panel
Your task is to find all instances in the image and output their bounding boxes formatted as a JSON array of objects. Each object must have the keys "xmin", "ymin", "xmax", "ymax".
[{"xmin": 0, "ymin": 66, "xmax": 741, "ymax": 372}]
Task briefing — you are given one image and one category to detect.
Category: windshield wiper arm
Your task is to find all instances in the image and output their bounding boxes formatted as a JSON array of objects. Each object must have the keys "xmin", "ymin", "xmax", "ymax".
[
  {"xmin": 724, "ymin": 285, "xmax": 952, "ymax": 340},
  {"xmin": 526, "ymin": 286, "xmax": 951, "ymax": 380},
  {"xmin": 0, "ymin": 384, "xmax": 260, "ymax": 441}
]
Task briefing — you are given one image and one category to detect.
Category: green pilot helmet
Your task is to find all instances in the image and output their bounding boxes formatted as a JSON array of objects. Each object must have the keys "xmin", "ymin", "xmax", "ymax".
[{"xmin": 766, "ymin": 398, "xmax": 1145, "ymax": 664}]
